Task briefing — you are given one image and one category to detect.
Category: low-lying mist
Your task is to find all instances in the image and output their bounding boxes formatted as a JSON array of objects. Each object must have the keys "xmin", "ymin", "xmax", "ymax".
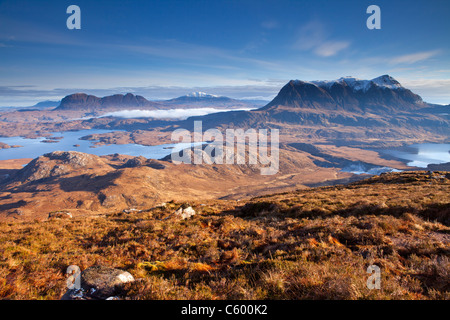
[{"xmin": 101, "ymin": 107, "xmax": 256, "ymax": 120}]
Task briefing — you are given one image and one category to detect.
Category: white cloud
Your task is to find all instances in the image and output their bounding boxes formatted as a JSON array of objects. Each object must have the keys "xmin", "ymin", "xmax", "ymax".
[
  {"xmin": 389, "ymin": 50, "xmax": 441, "ymax": 65},
  {"xmin": 294, "ymin": 20, "xmax": 350, "ymax": 57},
  {"xmin": 398, "ymin": 78, "xmax": 450, "ymax": 104},
  {"xmin": 314, "ymin": 41, "xmax": 351, "ymax": 57},
  {"xmin": 294, "ymin": 20, "xmax": 326, "ymax": 51},
  {"xmin": 100, "ymin": 107, "xmax": 257, "ymax": 120}
]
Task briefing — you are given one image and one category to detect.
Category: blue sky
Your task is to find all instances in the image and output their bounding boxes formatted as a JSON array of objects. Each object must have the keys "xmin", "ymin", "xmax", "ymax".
[{"xmin": 0, "ymin": 0, "xmax": 449, "ymax": 106}]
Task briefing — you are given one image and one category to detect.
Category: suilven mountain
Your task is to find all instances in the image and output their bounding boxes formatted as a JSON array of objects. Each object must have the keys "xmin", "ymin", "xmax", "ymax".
[{"xmin": 55, "ymin": 93, "xmax": 161, "ymax": 111}]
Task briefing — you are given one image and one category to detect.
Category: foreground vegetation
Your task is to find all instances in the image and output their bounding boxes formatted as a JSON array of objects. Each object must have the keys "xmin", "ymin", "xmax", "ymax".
[{"xmin": 0, "ymin": 171, "xmax": 449, "ymax": 300}]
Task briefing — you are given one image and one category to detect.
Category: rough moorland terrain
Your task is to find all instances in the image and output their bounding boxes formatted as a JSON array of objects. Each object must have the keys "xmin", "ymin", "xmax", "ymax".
[
  {"xmin": 0, "ymin": 147, "xmax": 409, "ymax": 220},
  {"xmin": 0, "ymin": 171, "xmax": 448, "ymax": 300}
]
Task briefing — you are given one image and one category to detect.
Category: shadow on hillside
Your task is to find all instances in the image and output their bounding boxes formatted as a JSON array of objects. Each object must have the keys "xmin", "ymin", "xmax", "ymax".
[
  {"xmin": 3, "ymin": 170, "xmax": 122, "ymax": 194},
  {"xmin": 0, "ymin": 169, "xmax": 20, "ymax": 183},
  {"xmin": 236, "ymin": 200, "xmax": 450, "ymax": 226},
  {"xmin": 58, "ymin": 171, "xmax": 123, "ymax": 193},
  {"xmin": 0, "ymin": 200, "xmax": 27, "ymax": 212}
]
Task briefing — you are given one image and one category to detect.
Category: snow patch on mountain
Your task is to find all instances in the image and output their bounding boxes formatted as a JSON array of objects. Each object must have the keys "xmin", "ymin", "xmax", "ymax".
[
  {"xmin": 370, "ymin": 75, "xmax": 403, "ymax": 90},
  {"xmin": 185, "ymin": 92, "xmax": 220, "ymax": 98},
  {"xmin": 305, "ymin": 75, "xmax": 404, "ymax": 92}
]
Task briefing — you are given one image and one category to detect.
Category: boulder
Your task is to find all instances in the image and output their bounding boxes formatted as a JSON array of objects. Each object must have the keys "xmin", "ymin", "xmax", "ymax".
[
  {"xmin": 123, "ymin": 156, "xmax": 148, "ymax": 168},
  {"xmin": 80, "ymin": 265, "xmax": 135, "ymax": 299},
  {"xmin": 175, "ymin": 205, "xmax": 196, "ymax": 220},
  {"xmin": 48, "ymin": 211, "xmax": 72, "ymax": 219}
]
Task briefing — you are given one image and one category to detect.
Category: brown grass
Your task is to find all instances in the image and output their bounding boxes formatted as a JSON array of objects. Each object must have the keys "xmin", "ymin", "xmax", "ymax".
[{"xmin": 0, "ymin": 171, "xmax": 448, "ymax": 300}]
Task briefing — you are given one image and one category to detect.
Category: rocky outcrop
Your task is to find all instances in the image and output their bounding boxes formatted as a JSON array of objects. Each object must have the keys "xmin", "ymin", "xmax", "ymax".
[
  {"xmin": 8, "ymin": 151, "xmax": 112, "ymax": 184},
  {"xmin": 48, "ymin": 211, "xmax": 72, "ymax": 219},
  {"xmin": 123, "ymin": 156, "xmax": 166, "ymax": 169},
  {"xmin": 123, "ymin": 156, "xmax": 149, "ymax": 168},
  {"xmin": 80, "ymin": 266, "xmax": 134, "ymax": 298},
  {"xmin": 62, "ymin": 265, "xmax": 135, "ymax": 300},
  {"xmin": 175, "ymin": 204, "xmax": 196, "ymax": 219}
]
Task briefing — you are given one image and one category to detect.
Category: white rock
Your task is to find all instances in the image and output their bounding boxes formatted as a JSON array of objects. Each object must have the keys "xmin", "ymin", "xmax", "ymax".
[{"xmin": 175, "ymin": 206, "xmax": 196, "ymax": 219}]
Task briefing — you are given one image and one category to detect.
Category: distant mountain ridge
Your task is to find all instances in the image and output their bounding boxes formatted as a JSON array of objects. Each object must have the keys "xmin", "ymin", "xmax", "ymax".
[
  {"xmin": 54, "ymin": 91, "xmax": 262, "ymax": 111},
  {"xmin": 166, "ymin": 91, "xmax": 236, "ymax": 103},
  {"xmin": 31, "ymin": 100, "xmax": 61, "ymax": 109},
  {"xmin": 185, "ymin": 92, "xmax": 221, "ymax": 98},
  {"xmin": 55, "ymin": 93, "xmax": 160, "ymax": 111},
  {"xmin": 164, "ymin": 91, "xmax": 260, "ymax": 109}
]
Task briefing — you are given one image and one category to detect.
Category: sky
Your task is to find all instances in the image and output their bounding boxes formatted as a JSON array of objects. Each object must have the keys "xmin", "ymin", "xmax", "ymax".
[{"xmin": 0, "ymin": 0, "xmax": 449, "ymax": 106}]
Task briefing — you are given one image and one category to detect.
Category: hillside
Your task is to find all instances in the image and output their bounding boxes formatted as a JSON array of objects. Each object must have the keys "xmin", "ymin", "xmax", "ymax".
[
  {"xmin": 0, "ymin": 146, "xmax": 411, "ymax": 220},
  {"xmin": 0, "ymin": 171, "xmax": 448, "ymax": 299},
  {"xmin": 53, "ymin": 92, "xmax": 259, "ymax": 112}
]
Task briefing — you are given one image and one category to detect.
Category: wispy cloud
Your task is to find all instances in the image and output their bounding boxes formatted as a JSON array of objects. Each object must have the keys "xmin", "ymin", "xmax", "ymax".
[
  {"xmin": 293, "ymin": 20, "xmax": 350, "ymax": 57},
  {"xmin": 0, "ymin": 83, "xmax": 280, "ymax": 107},
  {"xmin": 119, "ymin": 39, "xmax": 281, "ymax": 70},
  {"xmin": 399, "ymin": 78, "xmax": 450, "ymax": 104},
  {"xmin": 261, "ymin": 20, "xmax": 278, "ymax": 30},
  {"xmin": 389, "ymin": 50, "xmax": 441, "ymax": 65},
  {"xmin": 314, "ymin": 41, "xmax": 351, "ymax": 57}
]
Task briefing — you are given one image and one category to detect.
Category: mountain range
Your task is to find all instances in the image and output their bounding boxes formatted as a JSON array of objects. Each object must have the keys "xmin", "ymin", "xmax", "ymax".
[
  {"xmin": 0, "ymin": 75, "xmax": 448, "ymax": 145},
  {"xmin": 185, "ymin": 75, "xmax": 449, "ymax": 134},
  {"xmin": 0, "ymin": 74, "xmax": 449, "ymax": 220},
  {"xmin": 0, "ymin": 75, "xmax": 448, "ymax": 301},
  {"xmin": 54, "ymin": 91, "xmax": 262, "ymax": 112},
  {"xmin": 11, "ymin": 75, "xmax": 449, "ymax": 121},
  {"xmin": 163, "ymin": 91, "xmax": 258, "ymax": 109}
]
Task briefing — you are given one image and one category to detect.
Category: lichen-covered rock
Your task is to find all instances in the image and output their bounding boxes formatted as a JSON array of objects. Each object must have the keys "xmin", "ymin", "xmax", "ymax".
[
  {"xmin": 80, "ymin": 265, "xmax": 134, "ymax": 299},
  {"xmin": 48, "ymin": 211, "xmax": 72, "ymax": 219},
  {"xmin": 175, "ymin": 205, "xmax": 196, "ymax": 220},
  {"xmin": 99, "ymin": 193, "xmax": 121, "ymax": 208},
  {"xmin": 123, "ymin": 156, "xmax": 166, "ymax": 169}
]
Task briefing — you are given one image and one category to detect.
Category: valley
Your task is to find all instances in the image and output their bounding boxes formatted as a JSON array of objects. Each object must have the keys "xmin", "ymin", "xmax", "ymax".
[
  {"xmin": 0, "ymin": 75, "xmax": 448, "ymax": 300},
  {"xmin": 2, "ymin": 0, "xmax": 449, "ymax": 303},
  {"xmin": 0, "ymin": 75, "xmax": 449, "ymax": 222}
]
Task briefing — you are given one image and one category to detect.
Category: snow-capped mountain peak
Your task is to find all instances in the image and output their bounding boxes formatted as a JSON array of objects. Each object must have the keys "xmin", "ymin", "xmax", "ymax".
[
  {"xmin": 370, "ymin": 75, "xmax": 403, "ymax": 90},
  {"xmin": 309, "ymin": 75, "xmax": 404, "ymax": 92},
  {"xmin": 185, "ymin": 92, "xmax": 220, "ymax": 98}
]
